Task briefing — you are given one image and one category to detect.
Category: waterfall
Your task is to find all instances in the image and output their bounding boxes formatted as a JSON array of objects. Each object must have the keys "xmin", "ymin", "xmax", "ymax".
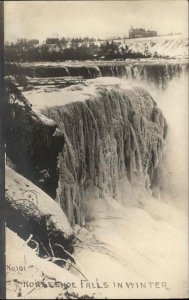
[
  {"xmin": 148, "ymin": 74, "xmax": 188, "ymax": 212},
  {"xmin": 5, "ymin": 62, "xmax": 188, "ymax": 90},
  {"xmin": 64, "ymin": 66, "xmax": 70, "ymax": 76},
  {"xmin": 94, "ymin": 66, "xmax": 102, "ymax": 77},
  {"xmin": 43, "ymin": 84, "xmax": 166, "ymax": 226},
  {"xmin": 125, "ymin": 65, "xmax": 132, "ymax": 79}
]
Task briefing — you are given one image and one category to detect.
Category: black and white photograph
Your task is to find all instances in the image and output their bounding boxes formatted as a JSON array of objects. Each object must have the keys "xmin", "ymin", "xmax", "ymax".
[{"xmin": 2, "ymin": 0, "xmax": 189, "ymax": 298}]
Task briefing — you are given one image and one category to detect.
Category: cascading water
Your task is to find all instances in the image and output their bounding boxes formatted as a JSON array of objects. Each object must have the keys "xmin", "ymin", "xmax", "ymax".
[
  {"xmin": 125, "ymin": 65, "xmax": 132, "ymax": 79},
  {"xmin": 148, "ymin": 75, "xmax": 188, "ymax": 213},
  {"xmin": 42, "ymin": 83, "xmax": 166, "ymax": 226},
  {"xmin": 64, "ymin": 66, "xmax": 70, "ymax": 76},
  {"xmin": 94, "ymin": 66, "xmax": 102, "ymax": 77},
  {"xmin": 6, "ymin": 61, "xmax": 188, "ymax": 90}
]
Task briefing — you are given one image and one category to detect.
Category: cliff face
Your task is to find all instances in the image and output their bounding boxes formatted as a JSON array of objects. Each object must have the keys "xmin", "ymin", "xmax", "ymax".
[
  {"xmin": 43, "ymin": 82, "xmax": 166, "ymax": 226},
  {"xmin": 5, "ymin": 79, "xmax": 65, "ymax": 198}
]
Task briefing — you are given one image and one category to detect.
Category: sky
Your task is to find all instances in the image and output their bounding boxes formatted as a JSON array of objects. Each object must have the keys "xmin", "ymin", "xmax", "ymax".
[{"xmin": 4, "ymin": 0, "xmax": 188, "ymax": 42}]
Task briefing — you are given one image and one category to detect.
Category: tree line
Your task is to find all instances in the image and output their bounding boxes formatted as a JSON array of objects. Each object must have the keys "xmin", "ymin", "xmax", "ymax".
[{"xmin": 5, "ymin": 39, "xmax": 152, "ymax": 62}]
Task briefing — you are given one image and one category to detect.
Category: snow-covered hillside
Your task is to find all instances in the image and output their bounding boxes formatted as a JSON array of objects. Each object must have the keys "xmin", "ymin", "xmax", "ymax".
[{"xmin": 124, "ymin": 35, "xmax": 188, "ymax": 58}]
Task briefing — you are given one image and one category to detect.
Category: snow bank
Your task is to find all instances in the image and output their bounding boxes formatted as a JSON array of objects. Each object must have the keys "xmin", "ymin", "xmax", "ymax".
[
  {"xmin": 6, "ymin": 166, "xmax": 74, "ymax": 255},
  {"xmin": 6, "ymin": 228, "xmax": 95, "ymax": 299}
]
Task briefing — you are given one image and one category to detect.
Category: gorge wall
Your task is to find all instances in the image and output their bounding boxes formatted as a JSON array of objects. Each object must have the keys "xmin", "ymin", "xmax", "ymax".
[{"xmin": 5, "ymin": 78, "xmax": 65, "ymax": 199}]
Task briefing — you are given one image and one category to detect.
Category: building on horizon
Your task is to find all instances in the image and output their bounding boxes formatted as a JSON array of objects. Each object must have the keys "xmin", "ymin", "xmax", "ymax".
[
  {"xmin": 28, "ymin": 39, "xmax": 39, "ymax": 46},
  {"xmin": 129, "ymin": 26, "xmax": 157, "ymax": 39},
  {"xmin": 46, "ymin": 38, "xmax": 60, "ymax": 45}
]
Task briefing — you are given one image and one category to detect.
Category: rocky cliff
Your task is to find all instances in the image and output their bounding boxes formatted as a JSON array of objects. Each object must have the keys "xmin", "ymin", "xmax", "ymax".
[{"xmin": 5, "ymin": 78, "xmax": 65, "ymax": 198}]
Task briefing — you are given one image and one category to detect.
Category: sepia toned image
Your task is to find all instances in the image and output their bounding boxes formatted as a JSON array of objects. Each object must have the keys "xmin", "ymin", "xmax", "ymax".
[{"xmin": 3, "ymin": 0, "xmax": 189, "ymax": 298}]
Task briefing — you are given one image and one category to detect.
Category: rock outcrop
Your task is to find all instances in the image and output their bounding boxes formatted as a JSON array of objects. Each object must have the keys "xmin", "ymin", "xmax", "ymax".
[{"xmin": 4, "ymin": 78, "xmax": 64, "ymax": 198}]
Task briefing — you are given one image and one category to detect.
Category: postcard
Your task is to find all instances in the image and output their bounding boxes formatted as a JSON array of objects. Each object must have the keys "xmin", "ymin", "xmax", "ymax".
[{"xmin": 2, "ymin": 0, "xmax": 188, "ymax": 298}]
